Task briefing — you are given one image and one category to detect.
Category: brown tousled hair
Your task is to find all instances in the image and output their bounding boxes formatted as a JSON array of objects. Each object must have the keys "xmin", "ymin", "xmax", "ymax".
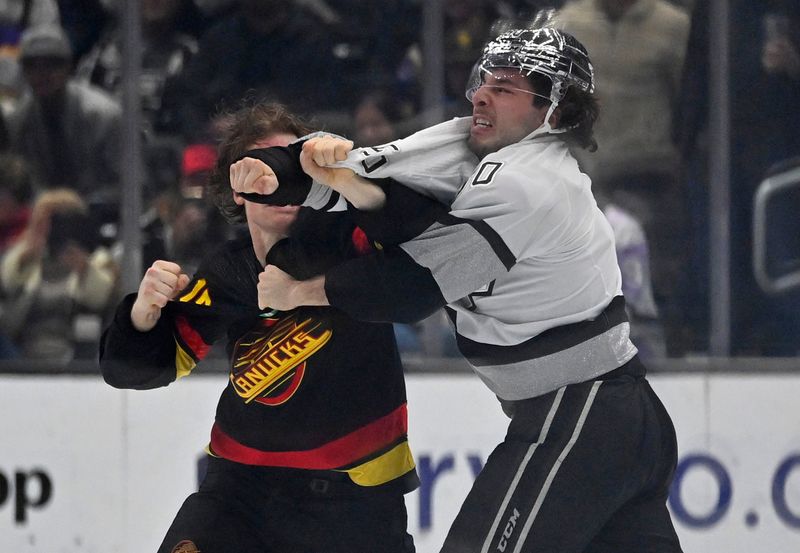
[{"xmin": 207, "ymin": 102, "xmax": 314, "ymax": 223}]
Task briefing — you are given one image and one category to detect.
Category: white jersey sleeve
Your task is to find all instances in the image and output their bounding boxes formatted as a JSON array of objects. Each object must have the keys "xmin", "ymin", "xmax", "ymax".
[{"xmin": 332, "ymin": 117, "xmax": 478, "ymax": 205}]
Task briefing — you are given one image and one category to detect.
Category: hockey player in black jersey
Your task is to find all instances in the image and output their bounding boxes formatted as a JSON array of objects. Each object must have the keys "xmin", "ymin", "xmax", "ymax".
[
  {"xmin": 230, "ymin": 24, "xmax": 684, "ymax": 553},
  {"xmin": 99, "ymin": 103, "xmax": 430, "ymax": 553}
]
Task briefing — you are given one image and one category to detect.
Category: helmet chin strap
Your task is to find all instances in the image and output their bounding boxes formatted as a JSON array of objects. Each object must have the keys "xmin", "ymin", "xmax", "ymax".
[{"xmin": 524, "ymin": 80, "xmax": 567, "ymax": 140}]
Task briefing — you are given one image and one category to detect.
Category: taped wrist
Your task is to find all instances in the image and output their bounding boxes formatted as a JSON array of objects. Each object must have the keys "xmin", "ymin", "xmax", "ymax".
[{"xmin": 236, "ymin": 141, "xmax": 311, "ymax": 205}]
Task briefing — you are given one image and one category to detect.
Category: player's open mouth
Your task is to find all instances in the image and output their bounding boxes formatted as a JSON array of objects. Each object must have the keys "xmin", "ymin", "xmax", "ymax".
[{"xmin": 474, "ymin": 117, "xmax": 492, "ymax": 128}]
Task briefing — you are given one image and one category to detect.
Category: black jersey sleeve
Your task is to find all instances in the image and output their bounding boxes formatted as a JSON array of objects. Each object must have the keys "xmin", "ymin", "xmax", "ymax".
[
  {"xmin": 100, "ymin": 239, "xmax": 260, "ymax": 390},
  {"xmin": 99, "ymin": 294, "xmax": 180, "ymax": 389},
  {"xmin": 324, "ymin": 246, "xmax": 446, "ymax": 324},
  {"xmin": 348, "ymin": 179, "xmax": 449, "ymax": 245},
  {"xmin": 320, "ymin": 178, "xmax": 451, "ymax": 323}
]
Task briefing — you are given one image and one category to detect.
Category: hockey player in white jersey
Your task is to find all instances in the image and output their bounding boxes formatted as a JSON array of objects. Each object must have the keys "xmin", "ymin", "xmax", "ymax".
[{"xmin": 230, "ymin": 24, "xmax": 683, "ymax": 553}]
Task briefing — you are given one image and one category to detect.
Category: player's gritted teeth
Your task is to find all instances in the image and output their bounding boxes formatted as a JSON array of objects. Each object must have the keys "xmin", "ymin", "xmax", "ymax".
[{"xmin": 471, "ymin": 113, "xmax": 494, "ymax": 137}]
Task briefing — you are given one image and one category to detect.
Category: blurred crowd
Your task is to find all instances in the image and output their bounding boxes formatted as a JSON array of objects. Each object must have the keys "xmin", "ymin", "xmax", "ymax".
[{"xmin": 0, "ymin": 0, "xmax": 796, "ymax": 364}]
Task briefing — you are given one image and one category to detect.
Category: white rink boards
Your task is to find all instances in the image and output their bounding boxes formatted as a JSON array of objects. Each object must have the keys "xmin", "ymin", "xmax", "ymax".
[{"xmin": 1, "ymin": 371, "xmax": 799, "ymax": 552}]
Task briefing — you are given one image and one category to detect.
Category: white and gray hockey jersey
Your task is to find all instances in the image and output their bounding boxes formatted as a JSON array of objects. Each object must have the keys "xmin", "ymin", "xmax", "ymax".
[{"xmin": 256, "ymin": 118, "xmax": 638, "ymax": 400}]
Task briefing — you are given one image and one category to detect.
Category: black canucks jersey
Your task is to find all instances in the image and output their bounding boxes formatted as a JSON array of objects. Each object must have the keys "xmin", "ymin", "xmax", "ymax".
[{"xmin": 100, "ymin": 209, "xmax": 417, "ymax": 489}]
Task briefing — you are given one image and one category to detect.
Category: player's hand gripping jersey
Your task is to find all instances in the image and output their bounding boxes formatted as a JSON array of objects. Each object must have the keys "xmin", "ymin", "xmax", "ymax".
[
  {"xmin": 245, "ymin": 119, "xmax": 638, "ymax": 400},
  {"xmin": 99, "ymin": 210, "xmax": 418, "ymax": 489}
]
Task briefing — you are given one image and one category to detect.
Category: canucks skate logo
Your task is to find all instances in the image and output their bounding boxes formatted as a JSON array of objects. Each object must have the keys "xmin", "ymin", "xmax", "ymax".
[{"xmin": 231, "ymin": 314, "xmax": 332, "ymax": 406}]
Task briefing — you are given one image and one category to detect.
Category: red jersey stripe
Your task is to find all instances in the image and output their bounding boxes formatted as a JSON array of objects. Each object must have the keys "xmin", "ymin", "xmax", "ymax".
[
  {"xmin": 175, "ymin": 314, "xmax": 211, "ymax": 361},
  {"xmin": 351, "ymin": 226, "xmax": 373, "ymax": 255},
  {"xmin": 210, "ymin": 404, "xmax": 408, "ymax": 469}
]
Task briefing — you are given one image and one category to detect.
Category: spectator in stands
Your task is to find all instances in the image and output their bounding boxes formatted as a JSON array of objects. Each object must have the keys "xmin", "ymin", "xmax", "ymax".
[
  {"xmin": 0, "ymin": 0, "xmax": 59, "ymax": 102},
  {"xmin": 0, "ymin": 152, "xmax": 34, "ymax": 358},
  {"xmin": 557, "ymin": 0, "xmax": 691, "ymax": 355},
  {"xmin": 287, "ymin": 1, "xmax": 416, "ymax": 107},
  {"xmin": 0, "ymin": 188, "xmax": 118, "ymax": 361},
  {"xmin": 161, "ymin": 0, "xmax": 342, "ymax": 142},
  {"xmin": 743, "ymin": 3, "xmax": 800, "ymax": 355},
  {"xmin": 140, "ymin": 142, "xmax": 230, "ymax": 276},
  {"xmin": 75, "ymin": 0, "xmax": 199, "ymax": 136},
  {"xmin": 179, "ymin": 142, "xmax": 216, "ymax": 196},
  {"xmin": 602, "ymin": 201, "xmax": 666, "ymax": 359},
  {"xmin": 98, "ymin": 0, "xmax": 214, "ymax": 38},
  {"xmin": 442, "ymin": 0, "xmax": 494, "ymax": 118},
  {"xmin": 0, "ymin": 152, "xmax": 33, "ymax": 254},
  {"xmin": 0, "ymin": 0, "xmax": 59, "ymax": 41},
  {"xmin": 352, "ymin": 90, "xmax": 406, "ymax": 148},
  {"xmin": 393, "ymin": 0, "xmax": 499, "ymax": 121},
  {"xmin": 0, "ymin": 108, "xmax": 9, "ymax": 149},
  {"xmin": 6, "ymin": 24, "xmax": 122, "ymax": 205},
  {"xmin": 57, "ymin": 0, "xmax": 111, "ymax": 62}
]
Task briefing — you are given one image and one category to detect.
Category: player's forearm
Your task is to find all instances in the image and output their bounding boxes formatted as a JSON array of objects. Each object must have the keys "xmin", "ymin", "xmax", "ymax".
[
  {"xmin": 329, "ymin": 174, "xmax": 386, "ymax": 210},
  {"xmin": 129, "ymin": 300, "xmax": 162, "ymax": 332},
  {"xmin": 289, "ymin": 275, "xmax": 330, "ymax": 307},
  {"xmin": 259, "ymin": 266, "xmax": 330, "ymax": 311}
]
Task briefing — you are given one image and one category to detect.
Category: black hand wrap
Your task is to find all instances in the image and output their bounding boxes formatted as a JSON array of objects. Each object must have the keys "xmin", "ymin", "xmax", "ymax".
[{"xmin": 235, "ymin": 140, "xmax": 311, "ymax": 206}]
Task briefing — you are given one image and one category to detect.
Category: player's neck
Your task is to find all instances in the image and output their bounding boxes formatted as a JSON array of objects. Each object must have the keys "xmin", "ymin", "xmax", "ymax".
[{"xmin": 250, "ymin": 230, "xmax": 283, "ymax": 267}]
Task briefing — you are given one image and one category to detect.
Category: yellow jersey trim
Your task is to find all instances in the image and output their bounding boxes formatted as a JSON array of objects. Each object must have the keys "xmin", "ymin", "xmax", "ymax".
[
  {"xmin": 341, "ymin": 441, "xmax": 416, "ymax": 487},
  {"xmin": 175, "ymin": 340, "xmax": 196, "ymax": 380}
]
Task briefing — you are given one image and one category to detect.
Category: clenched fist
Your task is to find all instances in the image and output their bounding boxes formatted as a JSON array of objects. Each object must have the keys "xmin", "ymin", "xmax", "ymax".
[
  {"xmin": 229, "ymin": 156, "xmax": 280, "ymax": 196},
  {"xmin": 299, "ymin": 135, "xmax": 356, "ymax": 190},
  {"xmin": 257, "ymin": 265, "xmax": 328, "ymax": 311},
  {"xmin": 130, "ymin": 260, "xmax": 190, "ymax": 332},
  {"xmin": 300, "ymin": 136, "xmax": 386, "ymax": 210},
  {"xmin": 257, "ymin": 265, "xmax": 298, "ymax": 311}
]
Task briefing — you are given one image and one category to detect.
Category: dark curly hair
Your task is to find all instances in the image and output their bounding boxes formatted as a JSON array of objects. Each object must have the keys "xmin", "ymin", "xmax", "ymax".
[
  {"xmin": 207, "ymin": 102, "xmax": 314, "ymax": 223},
  {"xmin": 528, "ymin": 72, "xmax": 599, "ymax": 152}
]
